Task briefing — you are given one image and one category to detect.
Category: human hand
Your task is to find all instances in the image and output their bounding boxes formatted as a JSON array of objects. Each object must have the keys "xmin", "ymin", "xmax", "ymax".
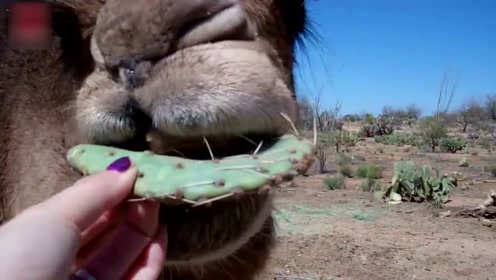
[{"xmin": 0, "ymin": 157, "xmax": 167, "ymax": 280}]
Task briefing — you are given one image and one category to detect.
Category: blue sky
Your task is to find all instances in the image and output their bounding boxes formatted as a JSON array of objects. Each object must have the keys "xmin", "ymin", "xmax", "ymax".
[{"xmin": 294, "ymin": 0, "xmax": 496, "ymax": 116}]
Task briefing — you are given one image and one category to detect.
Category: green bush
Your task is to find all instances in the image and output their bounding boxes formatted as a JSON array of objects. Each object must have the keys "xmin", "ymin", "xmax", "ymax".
[
  {"xmin": 458, "ymin": 156, "xmax": 469, "ymax": 167},
  {"xmin": 439, "ymin": 137, "xmax": 467, "ymax": 153},
  {"xmin": 356, "ymin": 165, "xmax": 384, "ymax": 179},
  {"xmin": 419, "ymin": 117, "xmax": 448, "ymax": 152},
  {"xmin": 323, "ymin": 175, "xmax": 346, "ymax": 190},
  {"xmin": 361, "ymin": 177, "xmax": 382, "ymax": 193},
  {"xmin": 478, "ymin": 138, "xmax": 493, "ymax": 152},
  {"xmin": 339, "ymin": 130, "xmax": 359, "ymax": 148},
  {"xmin": 336, "ymin": 152, "xmax": 353, "ymax": 166},
  {"xmin": 418, "ymin": 144, "xmax": 433, "ymax": 153},
  {"xmin": 353, "ymin": 154, "xmax": 366, "ymax": 162},
  {"xmin": 340, "ymin": 165, "xmax": 354, "ymax": 178},
  {"xmin": 374, "ymin": 133, "xmax": 423, "ymax": 147},
  {"xmin": 361, "ymin": 124, "xmax": 375, "ymax": 137},
  {"xmin": 484, "ymin": 165, "xmax": 496, "ymax": 177}
]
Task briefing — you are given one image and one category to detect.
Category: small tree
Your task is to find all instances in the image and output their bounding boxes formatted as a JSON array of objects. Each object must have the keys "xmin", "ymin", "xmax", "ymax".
[
  {"xmin": 381, "ymin": 104, "xmax": 421, "ymax": 123},
  {"xmin": 405, "ymin": 104, "xmax": 422, "ymax": 120},
  {"xmin": 295, "ymin": 95, "xmax": 314, "ymax": 131},
  {"xmin": 380, "ymin": 106, "xmax": 404, "ymax": 126},
  {"xmin": 419, "ymin": 70, "xmax": 457, "ymax": 152},
  {"xmin": 380, "ymin": 106, "xmax": 397, "ymax": 119},
  {"xmin": 456, "ymin": 100, "xmax": 485, "ymax": 132},
  {"xmin": 420, "ymin": 116, "xmax": 448, "ymax": 152},
  {"xmin": 435, "ymin": 70, "xmax": 458, "ymax": 119},
  {"xmin": 484, "ymin": 94, "xmax": 496, "ymax": 121},
  {"xmin": 312, "ymin": 92, "xmax": 343, "ymax": 173},
  {"xmin": 487, "ymin": 123, "xmax": 496, "ymax": 143},
  {"xmin": 362, "ymin": 112, "xmax": 376, "ymax": 125}
]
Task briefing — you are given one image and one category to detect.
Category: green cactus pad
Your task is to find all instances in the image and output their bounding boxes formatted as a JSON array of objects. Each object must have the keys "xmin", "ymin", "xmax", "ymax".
[{"xmin": 66, "ymin": 134, "xmax": 316, "ymax": 206}]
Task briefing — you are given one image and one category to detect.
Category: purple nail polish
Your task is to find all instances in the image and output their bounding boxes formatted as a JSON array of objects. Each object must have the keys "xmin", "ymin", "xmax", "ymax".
[{"xmin": 106, "ymin": 157, "xmax": 131, "ymax": 172}]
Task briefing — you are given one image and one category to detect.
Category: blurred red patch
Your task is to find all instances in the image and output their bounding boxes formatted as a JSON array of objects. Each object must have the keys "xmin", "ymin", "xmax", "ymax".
[{"xmin": 8, "ymin": 2, "xmax": 52, "ymax": 50}]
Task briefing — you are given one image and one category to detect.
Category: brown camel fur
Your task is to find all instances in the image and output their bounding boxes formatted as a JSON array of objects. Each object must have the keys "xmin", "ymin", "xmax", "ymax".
[{"xmin": 0, "ymin": 1, "xmax": 312, "ymax": 279}]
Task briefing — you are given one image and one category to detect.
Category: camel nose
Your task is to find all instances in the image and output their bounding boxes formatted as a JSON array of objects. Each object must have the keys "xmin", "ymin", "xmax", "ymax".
[{"xmin": 92, "ymin": 0, "xmax": 255, "ymax": 70}]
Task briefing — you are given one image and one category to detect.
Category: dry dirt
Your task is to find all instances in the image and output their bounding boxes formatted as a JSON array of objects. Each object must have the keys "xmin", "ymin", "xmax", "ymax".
[{"xmin": 258, "ymin": 139, "xmax": 496, "ymax": 280}]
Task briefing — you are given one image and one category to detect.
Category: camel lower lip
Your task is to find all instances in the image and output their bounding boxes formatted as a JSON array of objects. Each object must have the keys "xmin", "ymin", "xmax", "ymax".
[{"xmin": 104, "ymin": 131, "xmax": 280, "ymax": 161}]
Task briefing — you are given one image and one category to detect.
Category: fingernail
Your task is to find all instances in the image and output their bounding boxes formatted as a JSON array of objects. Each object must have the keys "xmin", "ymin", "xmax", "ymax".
[{"xmin": 106, "ymin": 157, "xmax": 131, "ymax": 172}]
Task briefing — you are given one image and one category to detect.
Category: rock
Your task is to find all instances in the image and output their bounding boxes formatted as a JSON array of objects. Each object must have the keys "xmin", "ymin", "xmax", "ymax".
[{"xmin": 439, "ymin": 211, "xmax": 451, "ymax": 218}]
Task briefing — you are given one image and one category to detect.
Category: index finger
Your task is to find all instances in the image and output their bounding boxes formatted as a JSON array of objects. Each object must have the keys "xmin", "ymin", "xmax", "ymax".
[{"xmin": 33, "ymin": 157, "xmax": 138, "ymax": 231}]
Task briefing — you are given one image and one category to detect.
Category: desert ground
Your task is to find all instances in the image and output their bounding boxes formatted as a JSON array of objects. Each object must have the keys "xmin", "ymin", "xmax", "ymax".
[{"xmin": 257, "ymin": 121, "xmax": 496, "ymax": 280}]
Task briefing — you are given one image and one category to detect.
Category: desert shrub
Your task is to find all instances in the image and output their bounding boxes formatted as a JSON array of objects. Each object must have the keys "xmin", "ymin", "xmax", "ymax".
[
  {"xmin": 356, "ymin": 164, "xmax": 384, "ymax": 179},
  {"xmin": 467, "ymin": 132, "xmax": 480, "ymax": 140},
  {"xmin": 484, "ymin": 165, "xmax": 496, "ymax": 177},
  {"xmin": 360, "ymin": 117, "xmax": 394, "ymax": 138},
  {"xmin": 323, "ymin": 175, "xmax": 346, "ymax": 190},
  {"xmin": 375, "ymin": 117, "xmax": 394, "ymax": 136},
  {"xmin": 451, "ymin": 171, "xmax": 464, "ymax": 180},
  {"xmin": 343, "ymin": 114, "xmax": 361, "ymax": 122},
  {"xmin": 374, "ymin": 135, "xmax": 395, "ymax": 145},
  {"xmin": 361, "ymin": 124, "xmax": 375, "ymax": 137},
  {"xmin": 419, "ymin": 117, "xmax": 448, "ymax": 152},
  {"xmin": 353, "ymin": 154, "xmax": 366, "ymax": 162},
  {"xmin": 478, "ymin": 138, "xmax": 493, "ymax": 152},
  {"xmin": 374, "ymin": 133, "xmax": 423, "ymax": 147},
  {"xmin": 439, "ymin": 137, "xmax": 467, "ymax": 153},
  {"xmin": 315, "ymin": 132, "xmax": 333, "ymax": 173},
  {"xmin": 458, "ymin": 156, "xmax": 469, "ymax": 167},
  {"xmin": 364, "ymin": 113, "xmax": 376, "ymax": 125},
  {"xmin": 361, "ymin": 177, "xmax": 382, "ymax": 192},
  {"xmin": 382, "ymin": 161, "xmax": 457, "ymax": 205},
  {"xmin": 340, "ymin": 165, "xmax": 354, "ymax": 178},
  {"xmin": 336, "ymin": 152, "xmax": 353, "ymax": 166},
  {"xmin": 418, "ymin": 143, "xmax": 432, "ymax": 153},
  {"xmin": 315, "ymin": 128, "xmax": 356, "ymax": 171},
  {"xmin": 339, "ymin": 130, "xmax": 359, "ymax": 148}
]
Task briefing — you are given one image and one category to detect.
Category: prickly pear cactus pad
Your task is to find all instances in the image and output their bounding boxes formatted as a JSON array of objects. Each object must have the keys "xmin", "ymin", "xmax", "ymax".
[{"xmin": 66, "ymin": 134, "xmax": 316, "ymax": 206}]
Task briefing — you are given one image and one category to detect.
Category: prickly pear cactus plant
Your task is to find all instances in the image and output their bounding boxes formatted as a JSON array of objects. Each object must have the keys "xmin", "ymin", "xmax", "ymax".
[
  {"xmin": 382, "ymin": 161, "xmax": 456, "ymax": 205},
  {"xmin": 360, "ymin": 124, "xmax": 376, "ymax": 138},
  {"xmin": 360, "ymin": 117, "xmax": 394, "ymax": 138},
  {"xmin": 67, "ymin": 134, "xmax": 316, "ymax": 206},
  {"xmin": 439, "ymin": 137, "xmax": 467, "ymax": 153},
  {"xmin": 375, "ymin": 117, "xmax": 394, "ymax": 136}
]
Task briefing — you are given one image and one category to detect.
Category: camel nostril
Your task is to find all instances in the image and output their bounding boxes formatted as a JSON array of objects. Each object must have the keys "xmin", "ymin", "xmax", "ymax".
[
  {"xmin": 119, "ymin": 67, "xmax": 138, "ymax": 89},
  {"xmin": 113, "ymin": 60, "xmax": 153, "ymax": 90}
]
